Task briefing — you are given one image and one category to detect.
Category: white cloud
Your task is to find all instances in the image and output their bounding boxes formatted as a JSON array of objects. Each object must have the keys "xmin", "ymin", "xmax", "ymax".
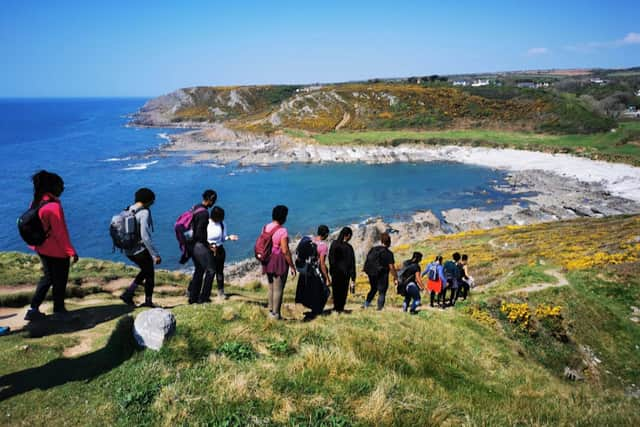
[
  {"xmin": 527, "ymin": 47, "xmax": 549, "ymax": 56},
  {"xmin": 565, "ymin": 32, "xmax": 640, "ymax": 52},
  {"xmin": 621, "ymin": 32, "xmax": 640, "ymax": 45}
]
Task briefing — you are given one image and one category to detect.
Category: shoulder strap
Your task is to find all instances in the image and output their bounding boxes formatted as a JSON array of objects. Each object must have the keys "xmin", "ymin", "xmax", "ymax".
[{"xmin": 265, "ymin": 224, "xmax": 281, "ymax": 238}]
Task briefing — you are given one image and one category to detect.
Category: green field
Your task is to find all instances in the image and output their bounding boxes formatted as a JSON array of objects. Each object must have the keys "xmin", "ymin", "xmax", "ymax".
[
  {"xmin": 0, "ymin": 215, "xmax": 639, "ymax": 425},
  {"xmin": 312, "ymin": 122, "xmax": 640, "ymax": 165}
]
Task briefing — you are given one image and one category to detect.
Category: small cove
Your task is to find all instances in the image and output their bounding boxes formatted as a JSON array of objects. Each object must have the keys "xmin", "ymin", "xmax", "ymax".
[{"xmin": 0, "ymin": 99, "xmax": 529, "ymax": 269}]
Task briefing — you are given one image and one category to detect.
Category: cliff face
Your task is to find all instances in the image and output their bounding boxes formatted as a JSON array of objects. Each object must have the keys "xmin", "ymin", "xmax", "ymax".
[{"xmin": 133, "ymin": 83, "xmax": 615, "ymax": 134}]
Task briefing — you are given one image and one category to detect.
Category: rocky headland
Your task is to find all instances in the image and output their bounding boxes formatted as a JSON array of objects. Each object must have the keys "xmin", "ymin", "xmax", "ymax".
[{"xmin": 132, "ymin": 102, "xmax": 640, "ymax": 284}]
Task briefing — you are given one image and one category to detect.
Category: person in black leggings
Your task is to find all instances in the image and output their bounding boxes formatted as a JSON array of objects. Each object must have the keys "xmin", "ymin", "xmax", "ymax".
[
  {"xmin": 120, "ymin": 188, "xmax": 161, "ymax": 307},
  {"xmin": 202, "ymin": 206, "xmax": 238, "ymax": 301}
]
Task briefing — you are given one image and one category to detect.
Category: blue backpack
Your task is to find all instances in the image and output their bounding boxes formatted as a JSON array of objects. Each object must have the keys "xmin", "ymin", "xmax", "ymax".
[{"xmin": 425, "ymin": 262, "xmax": 439, "ymax": 281}]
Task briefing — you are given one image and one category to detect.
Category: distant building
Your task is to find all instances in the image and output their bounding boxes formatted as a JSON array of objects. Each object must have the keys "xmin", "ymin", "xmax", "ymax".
[
  {"xmin": 590, "ymin": 78, "xmax": 607, "ymax": 85},
  {"xmin": 516, "ymin": 81, "xmax": 550, "ymax": 89},
  {"xmin": 296, "ymin": 85, "xmax": 323, "ymax": 93},
  {"xmin": 452, "ymin": 80, "xmax": 469, "ymax": 86},
  {"xmin": 471, "ymin": 79, "xmax": 490, "ymax": 87}
]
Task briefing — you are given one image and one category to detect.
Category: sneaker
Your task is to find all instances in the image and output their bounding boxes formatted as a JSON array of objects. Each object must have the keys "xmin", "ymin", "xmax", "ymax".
[
  {"xmin": 362, "ymin": 301, "xmax": 371, "ymax": 309},
  {"xmin": 269, "ymin": 312, "xmax": 281, "ymax": 320},
  {"xmin": 24, "ymin": 308, "xmax": 46, "ymax": 321},
  {"xmin": 120, "ymin": 293, "xmax": 135, "ymax": 306},
  {"xmin": 218, "ymin": 291, "xmax": 228, "ymax": 300}
]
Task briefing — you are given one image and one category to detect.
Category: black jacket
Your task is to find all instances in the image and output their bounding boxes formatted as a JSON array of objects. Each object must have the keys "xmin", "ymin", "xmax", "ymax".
[
  {"xmin": 329, "ymin": 240, "xmax": 356, "ymax": 281},
  {"xmin": 191, "ymin": 204, "xmax": 210, "ymax": 245}
]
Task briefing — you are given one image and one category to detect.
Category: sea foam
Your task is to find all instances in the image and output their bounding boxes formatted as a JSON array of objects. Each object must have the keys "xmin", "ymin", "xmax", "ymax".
[{"xmin": 122, "ymin": 160, "xmax": 159, "ymax": 171}]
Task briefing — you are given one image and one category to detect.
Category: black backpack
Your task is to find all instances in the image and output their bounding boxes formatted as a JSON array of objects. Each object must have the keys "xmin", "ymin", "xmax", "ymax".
[
  {"xmin": 364, "ymin": 246, "xmax": 387, "ymax": 277},
  {"xmin": 17, "ymin": 201, "xmax": 52, "ymax": 246},
  {"xmin": 295, "ymin": 236, "xmax": 318, "ymax": 270},
  {"xmin": 396, "ymin": 261, "xmax": 416, "ymax": 296}
]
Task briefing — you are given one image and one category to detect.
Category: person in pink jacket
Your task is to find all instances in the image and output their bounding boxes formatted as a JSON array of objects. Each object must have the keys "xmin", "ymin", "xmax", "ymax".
[{"xmin": 24, "ymin": 170, "xmax": 78, "ymax": 322}]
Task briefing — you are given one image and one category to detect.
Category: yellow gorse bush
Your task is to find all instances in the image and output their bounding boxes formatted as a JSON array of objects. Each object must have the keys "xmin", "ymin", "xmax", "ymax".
[
  {"xmin": 535, "ymin": 304, "xmax": 562, "ymax": 319},
  {"xmin": 500, "ymin": 302, "xmax": 531, "ymax": 330},
  {"xmin": 467, "ymin": 306, "xmax": 498, "ymax": 328}
]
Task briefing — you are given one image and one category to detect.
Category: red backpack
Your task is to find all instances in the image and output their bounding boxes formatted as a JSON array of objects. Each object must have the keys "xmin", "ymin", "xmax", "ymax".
[{"xmin": 254, "ymin": 224, "xmax": 281, "ymax": 264}]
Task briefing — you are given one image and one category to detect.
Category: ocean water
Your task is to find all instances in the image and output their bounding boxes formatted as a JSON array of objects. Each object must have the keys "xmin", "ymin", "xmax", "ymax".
[{"xmin": 0, "ymin": 98, "xmax": 522, "ymax": 270}]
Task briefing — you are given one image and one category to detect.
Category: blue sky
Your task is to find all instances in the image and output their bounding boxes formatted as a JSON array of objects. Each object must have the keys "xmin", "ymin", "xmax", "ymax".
[{"xmin": 1, "ymin": 0, "xmax": 638, "ymax": 97}]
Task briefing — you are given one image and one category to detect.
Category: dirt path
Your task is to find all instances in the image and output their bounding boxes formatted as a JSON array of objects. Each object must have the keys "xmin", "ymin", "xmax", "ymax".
[
  {"xmin": 505, "ymin": 269, "xmax": 569, "ymax": 295},
  {"xmin": 0, "ymin": 284, "xmax": 34, "ymax": 295},
  {"xmin": 475, "ymin": 268, "xmax": 569, "ymax": 295},
  {"xmin": 335, "ymin": 112, "xmax": 351, "ymax": 130}
]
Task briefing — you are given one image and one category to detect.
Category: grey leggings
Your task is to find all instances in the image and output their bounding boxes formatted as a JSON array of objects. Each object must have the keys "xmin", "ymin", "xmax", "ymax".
[{"xmin": 267, "ymin": 273, "xmax": 288, "ymax": 316}]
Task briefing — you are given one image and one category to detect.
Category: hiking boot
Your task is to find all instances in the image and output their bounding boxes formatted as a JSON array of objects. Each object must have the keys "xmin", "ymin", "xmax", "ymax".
[
  {"xmin": 120, "ymin": 292, "xmax": 135, "ymax": 306},
  {"xmin": 24, "ymin": 308, "xmax": 46, "ymax": 321}
]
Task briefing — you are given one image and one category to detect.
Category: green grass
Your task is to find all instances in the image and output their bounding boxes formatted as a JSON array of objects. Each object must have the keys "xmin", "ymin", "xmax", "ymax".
[
  {"xmin": 312, "ymin": 122, "xmax": 640, "ymax": 165},
  {"xmin": 0, "ymin": 251, "xmax": 190, "ymax": 287},
  {"xmin": 1, "ymin": 216, "xmax": 639, "ymax": 425}
]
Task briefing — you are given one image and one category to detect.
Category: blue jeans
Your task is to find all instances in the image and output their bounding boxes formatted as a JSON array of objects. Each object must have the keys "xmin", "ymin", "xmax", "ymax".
[{"xmin": 404, "ymin": 283, "xmax": 421, "ymax": 312}]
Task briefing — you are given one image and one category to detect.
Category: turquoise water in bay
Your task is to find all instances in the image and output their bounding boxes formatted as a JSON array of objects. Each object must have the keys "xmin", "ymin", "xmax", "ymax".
[{"xmin": 0, "ymin": 98, "xmax": 524, "ymax": 269}]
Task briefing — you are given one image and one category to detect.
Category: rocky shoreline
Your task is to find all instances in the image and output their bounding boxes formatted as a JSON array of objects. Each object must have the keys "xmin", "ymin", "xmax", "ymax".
[{"xmin": 143, "ymin": 124, "xmax": 640, "ymax": 284}]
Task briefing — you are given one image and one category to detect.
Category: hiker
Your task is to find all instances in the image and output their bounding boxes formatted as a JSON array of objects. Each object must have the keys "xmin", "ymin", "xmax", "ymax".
[
  {"xmin": 459, "ymin": 254, "xmax": 474, "ymax": 300},
  {"xmin": 313, "ymin": 225, "xmax": 331, "ymax": 287},
  {"xmin": 329, "ymin": 226, "xmax": 356, "ymax": 313},
  {"xmin": 24, "ymin": 170, "xmax": 79, "ymax": 321},
  {"xmin": 363, "ymin": 232, "xmax": 398, "ymax": 310},
  {"xmin": 260, "ymin": 205, "xmax": 296, "ymax": 320},
  {"xmin": 400, "ymin": 252, "xmax": 425, "ymax": 314},
  {"xmin": 294, "ymin": 225, "xmax": 331, "ymax": 318},
  {"xmin": 443, "ymin": 252, "xmax": 463, "ymax": 307},
  {"xmin": 119, "ymin": 188, "xmax": 161, "ymax": 307},
  {"xmin": 188, "ymin": 189, "xmax": 217, "ymax": 304},
  {"xmin": 422, "ymin": 255, "xmax": 447, "ymax": 308},
  {"xmin": 204, "ymin": 206, "xmax": 238, "ymax": 301}
]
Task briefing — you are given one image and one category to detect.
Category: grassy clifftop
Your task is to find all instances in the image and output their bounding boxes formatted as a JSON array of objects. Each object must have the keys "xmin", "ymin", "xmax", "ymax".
[
  {"xmin": 139, "ymin": 83, "xmax": 616, "ymax": 135},
  {"xmin": 0, "ymin": 215, "xmax": 639, "ymax": 425}
]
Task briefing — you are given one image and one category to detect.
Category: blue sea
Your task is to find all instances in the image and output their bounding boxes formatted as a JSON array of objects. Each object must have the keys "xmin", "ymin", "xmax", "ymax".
[{"xmin": 0, "ymin": 98, "xmax": 522, "ymax": 270}]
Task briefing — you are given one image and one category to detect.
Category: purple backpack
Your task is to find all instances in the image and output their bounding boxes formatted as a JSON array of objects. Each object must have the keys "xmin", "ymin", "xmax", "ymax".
[{"xmin": 174, "ymin": 206, "xmax": 206, "ymax": 264}]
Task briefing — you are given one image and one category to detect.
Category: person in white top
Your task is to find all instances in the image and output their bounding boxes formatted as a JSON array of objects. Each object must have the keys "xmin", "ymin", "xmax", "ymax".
[{"xmin": 204, "ymin": 206, "xmax": 238, "ymax": 300}]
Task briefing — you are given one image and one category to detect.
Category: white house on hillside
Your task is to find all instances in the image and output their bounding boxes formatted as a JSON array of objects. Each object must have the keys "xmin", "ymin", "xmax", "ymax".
[
  {"xmin": 471, "ymin": 79, "xmax": 490, "ymax": 87},
  {"xmin": 590, "ymin": 78, "xmax": 607, "ymax": 85}
]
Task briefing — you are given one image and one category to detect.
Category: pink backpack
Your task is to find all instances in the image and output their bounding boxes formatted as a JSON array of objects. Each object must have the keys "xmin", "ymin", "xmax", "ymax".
[{"xmin": 174, "ymin": 206, "xmax": 206, "ymax": 263}]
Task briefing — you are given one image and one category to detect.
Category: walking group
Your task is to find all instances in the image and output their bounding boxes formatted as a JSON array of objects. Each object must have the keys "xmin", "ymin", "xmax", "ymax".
[{"xmin": 16, "ymin": 170, "xmax": 473, "ymax": 324}]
